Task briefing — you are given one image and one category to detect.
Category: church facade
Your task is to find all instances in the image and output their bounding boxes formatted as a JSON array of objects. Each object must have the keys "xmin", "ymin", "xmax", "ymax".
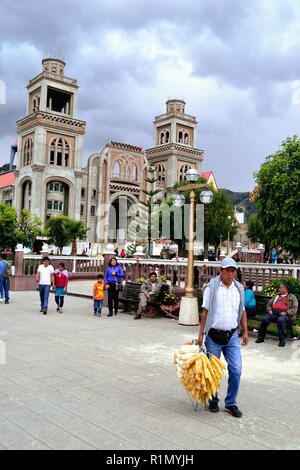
[{"xmin": 11, "ymin": 58, "xmax": 205, "ymax": 249}]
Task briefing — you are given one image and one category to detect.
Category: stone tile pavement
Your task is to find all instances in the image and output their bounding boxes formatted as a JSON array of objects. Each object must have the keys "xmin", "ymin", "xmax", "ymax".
[{"xmin": 0, "ymin": 291, "xmax": 299, "ymax": 450}]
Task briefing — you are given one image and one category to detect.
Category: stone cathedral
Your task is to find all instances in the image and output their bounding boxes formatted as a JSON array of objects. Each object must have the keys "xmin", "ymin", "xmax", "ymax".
[{"xmin": 12, "ymin": 58, "xmax": 205, "ymax": 248}]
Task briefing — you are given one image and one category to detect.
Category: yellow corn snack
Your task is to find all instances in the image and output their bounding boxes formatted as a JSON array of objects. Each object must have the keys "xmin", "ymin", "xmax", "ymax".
[{"xmin": 174, "ymin": 345, "xmax": 226, "ymax": 405}]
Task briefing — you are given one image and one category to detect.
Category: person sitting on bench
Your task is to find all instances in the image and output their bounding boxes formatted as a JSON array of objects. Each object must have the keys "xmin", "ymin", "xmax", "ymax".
[
  {"xmin": 256, "ymin": 282, "xmax": 298, "ymax": 347},
  {"xmin": 134, "ymin": 272, "xmax": 163, "ymax": 320}
]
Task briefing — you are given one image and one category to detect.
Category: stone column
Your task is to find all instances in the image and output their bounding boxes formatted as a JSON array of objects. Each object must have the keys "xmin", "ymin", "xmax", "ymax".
[
  {"xmin": 236, "ymin": 242, "xmax": 242, "ymax": 261},
  {"xmin": 258, "ymin": 244, "xmax": 265, "ymax": 263},
  {"xmin": 133, "ymin": 246, "xmax": 146, "ymax": 279},
  {"xmin": 14, "ymin": 244, "xmax": 24, "ymax": 276},
  {"xmin": 40, "ymin": 243, "xmax": 49, "ymax": 259}
]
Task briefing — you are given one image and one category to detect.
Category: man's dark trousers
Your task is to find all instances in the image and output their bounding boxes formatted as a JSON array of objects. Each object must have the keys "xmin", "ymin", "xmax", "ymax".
[{"xmin": 258, "ymin": 314, "xmax": 288, "ymax": 342}]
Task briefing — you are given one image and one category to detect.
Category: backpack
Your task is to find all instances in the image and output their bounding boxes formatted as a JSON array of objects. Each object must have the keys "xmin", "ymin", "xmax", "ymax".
[{"xmin": 2, "ymin": 261, "xmax": 11, "ymax": 279}]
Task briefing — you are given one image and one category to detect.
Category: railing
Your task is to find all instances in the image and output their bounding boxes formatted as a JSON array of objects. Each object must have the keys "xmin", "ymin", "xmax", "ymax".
[
  {"xmin": 23, "ymin": 255, "xmax": 104, "ymax": 276},
  {"xmin": 118, "ymin": 260, "xmax": 300, "ymax": 292},
  {"xmin": 228, "ymin": 248, "xmax": 263, "ymax": 263},
  {"xmin": 21, "ymin": 255, "xmax": 300, "ymax": 291}
]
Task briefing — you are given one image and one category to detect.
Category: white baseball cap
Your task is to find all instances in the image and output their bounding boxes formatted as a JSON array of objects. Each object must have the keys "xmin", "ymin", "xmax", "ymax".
[{"xmin": 220, "ymin": 257, "xmax": 238, "ymax": 269}]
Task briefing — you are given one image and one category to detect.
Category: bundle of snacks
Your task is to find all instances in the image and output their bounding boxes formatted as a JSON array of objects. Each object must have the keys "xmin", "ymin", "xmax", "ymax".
[{"xmin": 173, "ymin": 344, "xmax": 226, "ymax": 405}]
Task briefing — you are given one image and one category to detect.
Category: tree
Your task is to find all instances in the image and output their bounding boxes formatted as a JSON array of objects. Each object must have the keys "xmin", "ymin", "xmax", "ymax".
[
  {"xmin": 15, "ymin": 209, "xmax": 42, "ymax": 249},
  {"xmin": 0, "ymin": 202, "xmax": 18, "ymax": 250},
  {"xmin": 139, "ymin": 166, "xmax": 162, "ymax": 254},
  {"xmin": 203, "ymin": 189, "xmax": 237, "ymax": 253},
  {"xmin": 68, "ymin": 220, "xmax": 88, "ymax": 256},
  {"xmin": 253, "ymin": 135, "xmax": 300, "ymax": 258},
  {"xmin": 247, "ymin": 213, "xmax": 265, "ymax": 244},
  {"xmin": 169, "ymin": 178, "xmax": 237, "ymax": 256},
  {"xmin": 0, "ymin": 203, "xmax": 42, "ymax": 251},
  {"xmin": 45, "ymin": 216, "xmax": 87, "ymax": 255}
]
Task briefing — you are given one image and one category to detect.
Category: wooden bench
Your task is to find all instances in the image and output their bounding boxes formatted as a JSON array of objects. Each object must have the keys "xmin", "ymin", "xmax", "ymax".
[
  {"xmin": 252, "ymin": 293, "xmax": 299, "ymax": 339},
  {"xmin": 118, "ymin": 282, "xmax": 163, "ymax": 317},
  {"xmin": 249, "ymin": 314, "xmax": 299, "ymax": 340}
]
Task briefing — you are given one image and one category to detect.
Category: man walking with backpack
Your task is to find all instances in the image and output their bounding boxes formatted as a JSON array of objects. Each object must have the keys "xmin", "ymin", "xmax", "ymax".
[{"xmin": 0, "ymin": 253, "xmax": 10, "ymax": 304}]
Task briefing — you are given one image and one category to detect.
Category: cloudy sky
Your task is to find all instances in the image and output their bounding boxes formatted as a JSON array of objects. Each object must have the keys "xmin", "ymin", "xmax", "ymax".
[{"xmin": 1, "ymin": 0, "xmax": 300, "ymax": 191}]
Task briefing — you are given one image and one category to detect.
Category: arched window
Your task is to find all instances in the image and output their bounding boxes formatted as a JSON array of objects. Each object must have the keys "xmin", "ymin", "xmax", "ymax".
[
  {"xmin": 130, "ymin": 163, "xmax": 138, "ymax": 181},
  {"xmin": 32, "ymin": 96, "xmax": 40, "ymax": 113},
  {"xmin": 64, "ymin": 141, "xmax": 69, "ymax": 166},
  {"xmin": 57, "ymin": 139, "xmax": 63, "ymax": 166},
  {"xmin": 92, "ymin": 189, "xmax": 97, "ymax": 199},
  {"xmin": 121, "ymin": 162, "xmax": 128, "ymax": 180},
  {"xmin": 165, "ymin": 131, "xmax": 170, "ymax": 143},
  {"xmin": 156, "ymin": 164, "xmax": 166, "ymax": 182},
  {"xmin": 49, "ymin": 138, "xmax": 70, "ymax": 167},
  {"xmin": 178, "ymin": 131, "xmax": 183, "ymax": 144},
  {"xmin": 184, "ymin": 133, "xmax": 189, "ymax": 144},
  {"xmin": 113, "ymin": 161, "xmax": 121, "ymax": 177},
  {"xmin": 179, "ymin": 164, "xmax": 192, "ymax": 182},
  {"xmin": 91, "ymin": 205, "xmax": 95, "ymax": 216},
  {"xmin": 23, "ymin": 137, "xmax": 33, "ymax": 166},
  {"xmin": 160, "ymin": 132, "xmax": 165, "ymax": 144}
]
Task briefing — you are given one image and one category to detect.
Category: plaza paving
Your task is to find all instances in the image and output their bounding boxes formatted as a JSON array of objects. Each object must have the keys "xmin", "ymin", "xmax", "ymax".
[{"xmin": 0, "ymin": 290, "xmax": 299, "ymax": 450}]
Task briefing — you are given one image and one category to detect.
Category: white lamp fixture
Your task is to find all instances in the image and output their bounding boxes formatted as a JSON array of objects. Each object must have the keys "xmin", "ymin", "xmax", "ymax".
[
  {"xmin": 200, "ymin": 190, "xmax": 214, "ymax": 204},
  {"xmin": 185, "ymin": 168, "xmax": 200, "ymax": 182},
  {"xmin": 172, "ymin": 192, "xmax": 186, "ymax": 207}
]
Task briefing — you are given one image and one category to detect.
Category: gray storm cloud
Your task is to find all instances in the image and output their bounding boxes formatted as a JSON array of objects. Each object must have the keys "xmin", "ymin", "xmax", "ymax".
[{"xmin": 1, "ymin": 0, "xmax": 300, "ymax": 191}]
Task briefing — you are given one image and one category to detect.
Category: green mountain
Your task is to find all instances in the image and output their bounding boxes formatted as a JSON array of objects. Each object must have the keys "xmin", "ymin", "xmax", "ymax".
[{"xmin": 222, "ymin": 189, "xmax": 257, "ymax": 222}]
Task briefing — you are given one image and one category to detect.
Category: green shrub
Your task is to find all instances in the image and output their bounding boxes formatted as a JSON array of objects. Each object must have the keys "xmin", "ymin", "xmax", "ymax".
[{"xmin": 262, "ymin": 278, "xmax": 300, "ymax": 297}]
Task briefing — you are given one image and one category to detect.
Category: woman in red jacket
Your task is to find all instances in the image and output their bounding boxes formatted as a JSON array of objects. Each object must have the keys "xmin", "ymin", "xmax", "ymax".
[{"xmin": 53, "ymin": 263, "xmax": 69, "ymax": 313}]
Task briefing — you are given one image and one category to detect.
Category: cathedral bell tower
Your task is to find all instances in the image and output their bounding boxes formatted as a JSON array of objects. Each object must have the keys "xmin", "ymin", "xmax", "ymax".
[
  {"xmin": 14, "ymin": 58, "xmax": 86, "ymax": 222},
  {"xmin": 146, "ymin": 99, "xmax": 204, "ymax": 190}
]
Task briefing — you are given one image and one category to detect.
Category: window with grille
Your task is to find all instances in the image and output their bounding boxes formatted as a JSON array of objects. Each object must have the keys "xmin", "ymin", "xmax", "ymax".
[
  {"xmin": 49, "ymin": 137, "xmax": 70, "ymax": 167},
  {"xmin": 23, "ymin": 137, "xmax": 33, "ymax": 166}
]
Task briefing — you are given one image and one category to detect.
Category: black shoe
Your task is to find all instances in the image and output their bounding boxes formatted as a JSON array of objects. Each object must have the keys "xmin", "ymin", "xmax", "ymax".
[
  {"xmin": 114, "ymin": 311, "xmax": 118, "ymax": 315},
  {"xmin": 208, "ymin": 402, "xmax": 219, "ymax": 413},
  {"xmin": 134, "ymin": 314, "xmax": 141, "ymax": 320},
  {"xmin": 43, "ymin": 310, "xmax": 47, "ymax": 315},
  {"xmin": 225, "ymin": 405, "xmax": 243, "ymax": 418},
  {"xmin": 278, "ymin": 341, "xmax": 286, "ymax": 347},
  {"xmin": 108, "ymin": 313, "xmax": 113, "ymax": 317},
  {"xmin": 255, "ymin": 337, "xmax": 264, "ymax": 343},
  {"xmin": 5, "ymin": 300, "xmax": 9, "ymax": 304},
  {"xmin": 57, "ymin": 307, "xmax": 60, "ymax": 313}
]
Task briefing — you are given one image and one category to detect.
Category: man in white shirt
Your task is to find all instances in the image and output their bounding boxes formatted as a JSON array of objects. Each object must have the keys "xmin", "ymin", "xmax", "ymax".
[
  {"xmin": 197, "ymin": 258, "xmax": 248, "ymax": 418},
  {"xmin": 36, "ymin": 257, "xmax": 54, "ymax": 315}
]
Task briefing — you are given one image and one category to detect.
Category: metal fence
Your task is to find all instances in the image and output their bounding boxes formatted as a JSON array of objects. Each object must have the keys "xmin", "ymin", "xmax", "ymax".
[{"xmin": 22, "ymin": 255, "xmax": 300, "ymax": 291}]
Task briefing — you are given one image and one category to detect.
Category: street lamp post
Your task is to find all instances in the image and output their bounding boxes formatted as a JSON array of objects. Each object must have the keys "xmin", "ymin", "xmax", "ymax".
[
  {"xmin": 227, "ymin": 216, "xmax": 235, "ymax": 255},
  {"xmin": 172, "ymin": 169, "xmax": 214, "ymax": 326}
]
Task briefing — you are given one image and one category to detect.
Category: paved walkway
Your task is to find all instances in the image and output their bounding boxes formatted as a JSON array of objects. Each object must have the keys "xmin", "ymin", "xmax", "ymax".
[
  {"xmin": 0, "ymin": 291, "xmax": 299, "ymax": 450},
  {"xmin": 68, "ymin": 280, "xmax": 93, "ymax": 297}
]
